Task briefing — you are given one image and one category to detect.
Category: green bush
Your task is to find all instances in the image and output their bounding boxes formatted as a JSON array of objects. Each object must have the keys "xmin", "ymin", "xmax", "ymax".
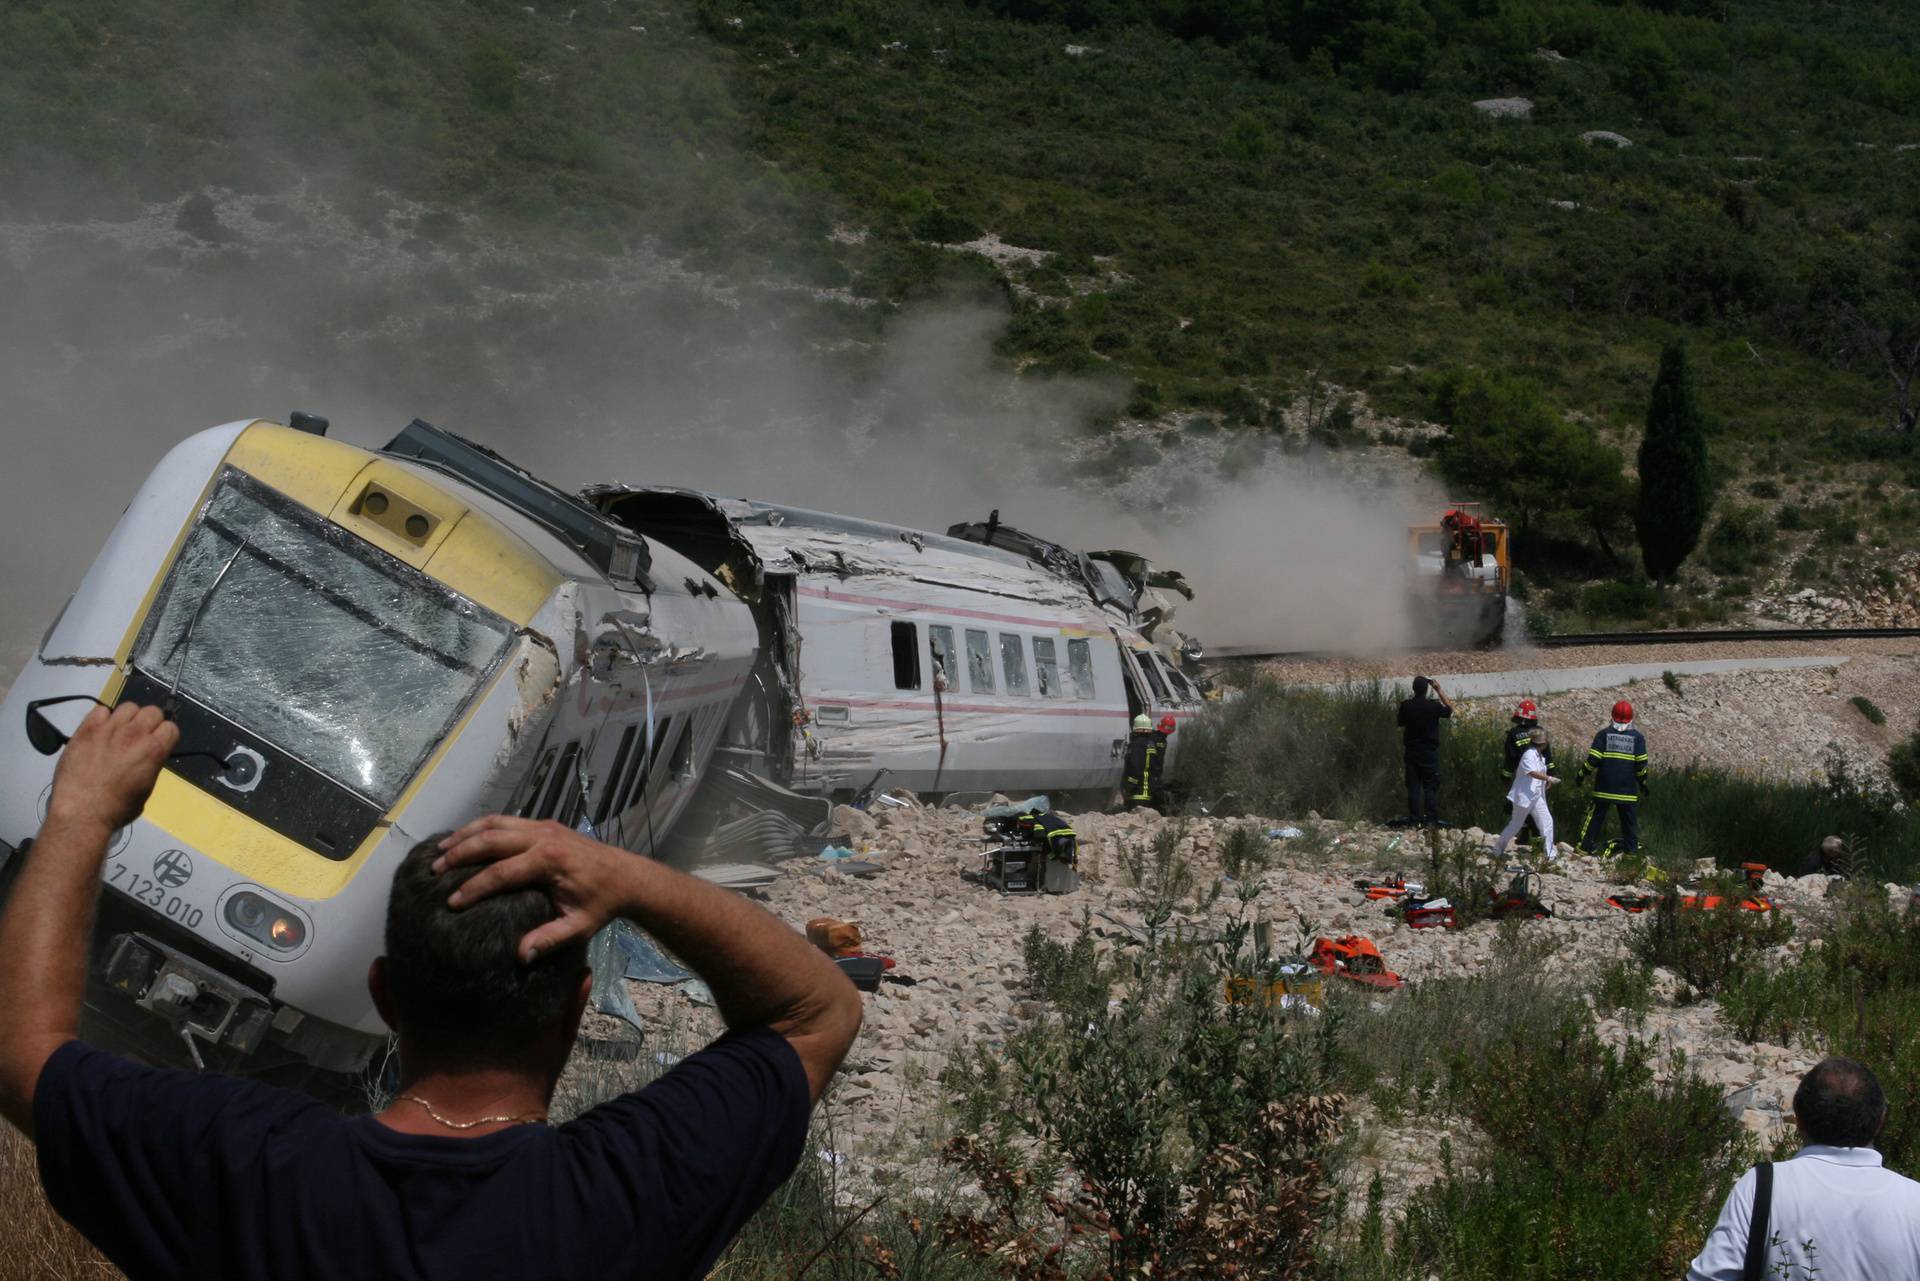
[
  {"xmin": 1716, "ymin": 894, "xmax": 1920, "ymax": 1174},
  {"xmin": 1704, "ymin": 504, "xmax": 1778, "ymax": 575},
  {"xmin": 1392, "ymin": 1016, "xmax": 1753, "ymax": 1281},
  {"xmin": 945, "ymin": 914, "xmax": 1344, "ymax": 1277},
  {"xmin": 1581, "ymin": 580, "xmax": 1660, "ymax": 620},
  {"xmin": 1594, "ymin": 956, "xmax": 1656, "ymax": 1022},
  {"xmin": 1629, "ymin": 884, "xmax": 1794, "ymax": 999},
  {"xmin": 1852, "ymin": 695, "xmax": 1888, "ymax": 726},
  {"xmin": 1890, "ymin": 731, "xmax": 1920, "ymax": 803},
  {"xmin": 1218, "ymin": 822, "xmax": 1273, "ymax": 881}
]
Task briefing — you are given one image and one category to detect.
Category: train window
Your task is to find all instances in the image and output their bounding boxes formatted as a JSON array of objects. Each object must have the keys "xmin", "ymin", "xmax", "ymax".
[
  {"xmin": 928, "ymin": 625, "xmax": 958, "ymax": 692},
  {"xmin": 615, "ymin": 715, "xmax": 670, "ymax": 815},
  {"xmin": 965, "ymin": 629, "xmax": 995, "ymax": 694},
  {"xmin": 1067, "ymin": 639, "xmax": 1096, "ymax": 700},
  {"xmin": 1033, "ymin": 637, "xmax": 1061, "ymax": 698},
  {"xmin": 1000, "ymin": 634, "xmax": 1029, "ymax": 696},
  {"xmin": 1161, "ymin": 662, "xmax": 1194, "ymax": 703},
  {"xmin": 518, "ymin": 747, "xmax": 557, "ymax": 817},
  {"xmin": 1137, "ymin": 652, "xmax": 1172, "ymax": 704},
  {"xmin": 890, "ymin": 621, "xmax": 920, "ymax": 691},
  {"xmin": 538, "ymin": 742, "xmax": 579, "ymax": 820},
  {"xmin": 595, "ymin": 725, "xmax": 639, "ymax": 827},
  {"xmin": 669, "ymin": 717, "xmax": 696, "ymax": 779}
]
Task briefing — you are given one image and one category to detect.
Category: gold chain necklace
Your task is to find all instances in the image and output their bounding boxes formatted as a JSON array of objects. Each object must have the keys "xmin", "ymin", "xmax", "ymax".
[{"xmin": 396, "ymin": 1093, "xmax": 549, "ymax": 1130}]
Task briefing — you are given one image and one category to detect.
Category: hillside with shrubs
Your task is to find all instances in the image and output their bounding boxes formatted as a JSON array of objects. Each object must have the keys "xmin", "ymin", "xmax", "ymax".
[{"xmin": 5, "ymin": 0, "xmax": 1920, "ymax": 623}]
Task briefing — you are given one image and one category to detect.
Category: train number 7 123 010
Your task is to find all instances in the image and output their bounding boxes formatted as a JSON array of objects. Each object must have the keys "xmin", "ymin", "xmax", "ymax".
[{"xmin": 105, "ymin": 861, "xmax": 205, "ymax": 930}]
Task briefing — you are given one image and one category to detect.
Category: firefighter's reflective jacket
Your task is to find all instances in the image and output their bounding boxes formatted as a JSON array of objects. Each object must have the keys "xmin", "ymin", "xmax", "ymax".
[
  {"xmin": 1027, "ymin": 810, "xmax": 1078, "ymax": 865},
  {"xmin": 1581, "ymin": 725, "xmax": 1648, "ymax": 802},
  {"xmin": 1504, "ymin": 723, "xmax": 1550, "ymax": 775},
  {"xmin": 1124, "ymin": 729, "xmax": 1167, "ymax": 804}
]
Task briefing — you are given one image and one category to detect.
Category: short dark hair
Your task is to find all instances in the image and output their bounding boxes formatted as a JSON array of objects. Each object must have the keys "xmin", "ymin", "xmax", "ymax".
[
  {"xmin": 1412, "ymin": 675, "xmax": 1431, "ymax": 697},
  {"xmin": 1793, "ymin": 1057, "xmax": 1887, "ymax": 1147},
  {"xmin": 382, "ymin": 836, "xmax": 590, "ymax": 1068}
]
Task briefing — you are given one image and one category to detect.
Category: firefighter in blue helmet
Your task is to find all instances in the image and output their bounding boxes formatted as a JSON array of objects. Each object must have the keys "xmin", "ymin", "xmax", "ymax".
[{"xmin": 1577, "ymin": 699, "xmax": 1649, "ymax": 855}]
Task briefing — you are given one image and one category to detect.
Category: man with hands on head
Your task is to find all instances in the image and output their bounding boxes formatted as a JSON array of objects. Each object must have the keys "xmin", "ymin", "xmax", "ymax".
[{"xmin": 0, "ymin": 701, "xmax": 862, "ymax": 1281}]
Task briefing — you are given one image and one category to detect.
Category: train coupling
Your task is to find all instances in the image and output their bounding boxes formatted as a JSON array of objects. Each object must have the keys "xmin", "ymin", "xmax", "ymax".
[{"xmin": 101, "ymin": 932, "xmax": 276, "ymax": 1067}]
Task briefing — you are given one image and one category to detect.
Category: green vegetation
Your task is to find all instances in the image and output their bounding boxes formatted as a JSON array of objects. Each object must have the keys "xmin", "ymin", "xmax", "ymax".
[
  {"xmin": 1852, "ymin": 694, "xmax": 1888, "ymax": 726},
  {"xmin": 0, "ymin": 1, "xmax": 838, "ymax": 275},
  {"xmin": 1388, "ymin": 1015, "xmax": 1750, "ymax": 1281},
  {"xmin": 1629, "ymin": 882, "xmax": 1794, "ymax": 1000},
  {"xmin": 6, "ymin": 0, "xmax": 1920, "ymax": 610},
  {"xmin": 1891, "ymin": 726, "xmax": 1920, "ymax": 804},
  {"xmin": 1177, "ymin": 677, "xmax": 1920, "ymax": 878},
  {"xmin": 1430, "ymin": 367, "xmax": 1630, "ymax": 568},
  {"xmin": 1717, "ymin": 891, "xmax": 1920, "ymax": 1171},
  {"xmin": 953, "ymin": 909, "xmax": 1345, "ymax": 1277},
  {"xmin": 1636, "ymin": 343, "xmax": 1713, "ymax": 592}
]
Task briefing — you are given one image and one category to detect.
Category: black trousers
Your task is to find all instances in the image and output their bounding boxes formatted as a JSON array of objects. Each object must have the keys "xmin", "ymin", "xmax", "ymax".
[
  {"xmin": 1579, "ymin": 800, "xmax": 1640, "ymax": 854},
  {"xmin": 1404, "ymin": 751, "xmax": 1441, "ymax": 823}
]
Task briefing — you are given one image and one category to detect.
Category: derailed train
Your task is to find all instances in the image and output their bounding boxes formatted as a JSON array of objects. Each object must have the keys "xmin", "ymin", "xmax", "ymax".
[{"xmin": 0, "ymin": 415, "xmax": 1203, "ymax": 1094}]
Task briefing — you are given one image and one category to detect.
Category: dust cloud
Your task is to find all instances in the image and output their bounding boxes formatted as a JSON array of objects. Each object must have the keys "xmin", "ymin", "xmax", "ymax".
[{"xmin": 0, "ymin": 209, "xmax": 1424, "ymax": 678}]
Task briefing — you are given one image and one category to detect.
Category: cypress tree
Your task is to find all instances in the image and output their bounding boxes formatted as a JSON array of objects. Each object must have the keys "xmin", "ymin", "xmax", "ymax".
[{"xmin": 1636, "ymin": 343, "xmax": 1711, "ymax": 593}]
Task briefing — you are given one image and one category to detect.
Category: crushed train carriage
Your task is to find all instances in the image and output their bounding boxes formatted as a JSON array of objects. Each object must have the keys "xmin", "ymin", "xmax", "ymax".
[
  {"xmin": 588, "ymin": 488, "xmax": 1206, "ymax": 807},
  {"xmin": 0, "ymin": 415, "xmax": 1203, "ymax": 1095}
]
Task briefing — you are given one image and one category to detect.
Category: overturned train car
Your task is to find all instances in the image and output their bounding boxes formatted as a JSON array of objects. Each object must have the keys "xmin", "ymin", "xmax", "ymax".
[
  {"xmin": 0, "ymin": 417, "xmax": 1202, "ymax": 1094},
  {"xmin": 587, "ymin": 489, "xmax": 1206, "ymax": 807}
]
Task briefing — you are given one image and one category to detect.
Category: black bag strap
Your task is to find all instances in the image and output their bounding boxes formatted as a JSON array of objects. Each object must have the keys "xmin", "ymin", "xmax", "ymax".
[{"xmin": 1742, "ymin": 1161, "xmax": 1774, "ymax": 1281}]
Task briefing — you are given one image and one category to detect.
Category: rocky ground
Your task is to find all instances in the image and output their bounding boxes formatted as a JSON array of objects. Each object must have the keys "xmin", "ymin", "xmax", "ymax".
[{"xmin": 570, "ymin": 799, "xmax": 1891, "ymax": 1214}]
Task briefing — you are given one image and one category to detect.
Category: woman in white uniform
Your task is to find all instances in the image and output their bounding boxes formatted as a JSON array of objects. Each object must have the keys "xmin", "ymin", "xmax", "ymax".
[{"xmin": 1493, "ymin": 727, "xmax": 1559, "ymax": 860}]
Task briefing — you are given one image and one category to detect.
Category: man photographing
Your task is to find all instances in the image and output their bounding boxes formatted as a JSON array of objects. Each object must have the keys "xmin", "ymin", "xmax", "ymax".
[
  {"xmin": 0, "ymin": 701, "xmax": 862, "ymax": 1280},
  {"xmin": 1395, "ymin": 675, "xmax": 1453, "ymax": 827}
]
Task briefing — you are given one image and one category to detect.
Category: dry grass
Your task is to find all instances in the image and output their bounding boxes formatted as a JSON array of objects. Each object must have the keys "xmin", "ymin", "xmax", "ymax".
[{"xmin": 0, "ymin": 1126, "xmax": 121, "ymax": 1281}]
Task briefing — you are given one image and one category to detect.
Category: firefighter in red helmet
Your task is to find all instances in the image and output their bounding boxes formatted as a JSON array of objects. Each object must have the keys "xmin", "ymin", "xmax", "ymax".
[{"xmin": 1576, "ymin": 700, "xmax": 1649, "ymax": 855}]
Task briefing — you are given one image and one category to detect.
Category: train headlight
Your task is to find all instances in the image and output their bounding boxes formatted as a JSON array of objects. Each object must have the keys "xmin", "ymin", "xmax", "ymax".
[{"xmin": 220, "ymin": 890, "xmax": 311, "ymax": 955}]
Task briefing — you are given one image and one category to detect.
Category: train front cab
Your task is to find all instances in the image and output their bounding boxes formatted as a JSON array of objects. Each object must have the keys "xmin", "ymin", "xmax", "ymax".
[{"xmin": 0, "ymin": 421, "xmax": 570, "ymax": 1096}]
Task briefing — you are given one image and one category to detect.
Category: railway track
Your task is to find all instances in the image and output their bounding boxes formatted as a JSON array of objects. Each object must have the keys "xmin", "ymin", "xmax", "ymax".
[
  {"xmin": 1536, "ymin": 626, "xmax": 1920, "ymax": 648},
  {"xmin": 1210, "ymin": 626, "xmax": 1920, "ymax": 662}
]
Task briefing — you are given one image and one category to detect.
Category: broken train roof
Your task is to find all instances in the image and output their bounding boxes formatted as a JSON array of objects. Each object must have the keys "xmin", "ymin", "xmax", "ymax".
[{"xmin": 583, "ymin": 486, "xmax": 1194, "ymax": 637}]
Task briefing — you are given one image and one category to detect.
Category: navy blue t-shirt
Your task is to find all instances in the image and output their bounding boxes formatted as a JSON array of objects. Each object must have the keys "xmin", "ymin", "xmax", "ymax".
[{"xmin": 33, "ymin": 1027, "xmax": 810, "ymax": 1281}]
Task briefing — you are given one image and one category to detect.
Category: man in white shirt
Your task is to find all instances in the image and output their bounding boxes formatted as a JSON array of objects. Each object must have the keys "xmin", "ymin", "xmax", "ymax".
[{"xmin": 1689, "ymin": 1057, "xmax": 1920, "ymax": 1280}]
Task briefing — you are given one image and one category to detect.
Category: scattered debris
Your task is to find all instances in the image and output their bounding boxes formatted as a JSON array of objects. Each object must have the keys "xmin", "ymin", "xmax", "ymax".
[
  {"xmin": 1310, "ymin": 935, "xmax": 1404, "ymax": 989},
  {"xmin": 692, "ymin": 862, "xmax": 781, "ymax": 890}
]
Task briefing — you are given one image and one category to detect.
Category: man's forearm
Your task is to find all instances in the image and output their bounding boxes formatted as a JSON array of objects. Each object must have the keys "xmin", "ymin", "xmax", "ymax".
[
  {"xmin": 0, "ymin": 815, "xmax": 112, "ymax": 1132},
  {"xmin": 615, "ymin": 857, "xmax": 858, "ymax": 1068}
]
